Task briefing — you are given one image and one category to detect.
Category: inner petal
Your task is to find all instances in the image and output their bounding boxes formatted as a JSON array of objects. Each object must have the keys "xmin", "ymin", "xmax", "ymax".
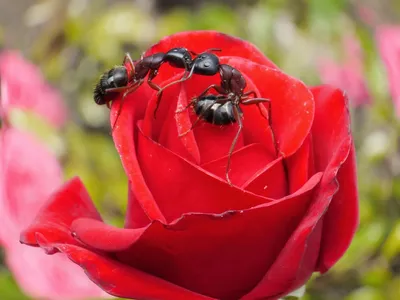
[
  {"xmin": 220, "ymin": 57, "xmax": 315, "ymax": 158},
  {"xmin": 242, "ymin": 157, "xmax": 288, "ymax": 199},
  {"xmin": 136, "ymin": 122, "xmax": 276, "ymax": 222},
  {"xmin": 201, "ymin": 143, "xmax": 275, "ymax": 187}
]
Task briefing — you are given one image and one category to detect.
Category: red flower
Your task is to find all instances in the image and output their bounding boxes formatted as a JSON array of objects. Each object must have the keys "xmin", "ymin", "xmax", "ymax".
[{"xmin": 20, "ymin": 31, "xmax": 359, "ymax": 300}]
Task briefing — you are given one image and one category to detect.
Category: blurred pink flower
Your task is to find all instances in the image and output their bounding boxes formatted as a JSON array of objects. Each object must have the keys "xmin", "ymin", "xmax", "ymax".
[
  {"xmin": 0, "ymin": 128, "xmax": 107, "ymax": 299},
  {"xmin": 0, "ymin": 52, "xmax": 107, "ymax": 299},
  {"xmin": 376, "ymin": 25, "xmax": 400, "ymax": 117},
  {"xmin": 356, "ymin": 5, "xmax": 378, "ymax": 26},
  {"xmin": 318, "ymin": 36, "xmax": 370, "ymax": 107},
  {"xmin": 0, "ymin": 50, "xmax": 67, "ymax": 127}
]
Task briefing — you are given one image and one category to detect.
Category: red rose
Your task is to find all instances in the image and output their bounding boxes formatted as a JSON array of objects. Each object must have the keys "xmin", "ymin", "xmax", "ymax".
[{"xmin": 20, "ymin": 31, "xmax": 359, "ymax": 300}]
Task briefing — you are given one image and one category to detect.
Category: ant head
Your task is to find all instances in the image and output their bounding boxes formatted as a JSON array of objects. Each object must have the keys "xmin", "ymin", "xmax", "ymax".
[
  {"xmin": 192, "ymin": 52, "xmax": 220, "ymax": 75},
  {"xmin": 109, "ymin": 66, "xmax": 130, "ymax": 86}
]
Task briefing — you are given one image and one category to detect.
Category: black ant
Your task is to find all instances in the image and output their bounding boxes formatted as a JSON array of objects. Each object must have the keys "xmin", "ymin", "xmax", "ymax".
[
  {"xmin": 93, "ymin": 48, "xmax": 221, "ymax": 129},
  {"xmin": 175, "ymin": 63, "xmax": 276, "ymax": 186}
]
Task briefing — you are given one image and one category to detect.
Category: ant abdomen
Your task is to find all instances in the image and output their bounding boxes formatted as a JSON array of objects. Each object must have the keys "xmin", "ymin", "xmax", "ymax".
[{"xmin": 194, "ymin": 95, "xmax": 241, "ymax": 125}]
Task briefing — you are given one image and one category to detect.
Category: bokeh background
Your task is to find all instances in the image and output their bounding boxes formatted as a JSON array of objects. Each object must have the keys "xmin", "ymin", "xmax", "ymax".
[{"xmin": 1, "ymin": 0, "xmax": 400, "ymax": 299}]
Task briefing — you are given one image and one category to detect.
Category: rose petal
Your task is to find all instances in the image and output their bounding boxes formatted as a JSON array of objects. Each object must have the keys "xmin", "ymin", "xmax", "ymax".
[
  {"xmin": 312, "ymin": 86, "xmax": 359, "ymax": 272},
  {"xmin": 222, "ymin": 57, "xmax": 315, "ymax": 158},
  {"xmin": 243, "ymin": 220, "xmax": 324, "ymax": 300},
  {"xmin": 243, "ymin": 85, "xmax": 355, "ymax": 299},
  {"xmin": 110, "ymin": 82, "xmax": 167, "ymax": 225},
  {"xmin": 144, "ymin": 58, "xmax": 277, "ymax": 164},
  {"xmin": 242, "ymin": 156, "xmax": 288, "ymax": 199},
  {"xmin": 181, "ymin": 65, "xmax": 276, "ymax": 162},
  {"xmin": 158, "ymin": 83, "xmax": 201, "ymax": 164},
  {"xmin": 20, "ymin": 177, "xmax": 102, "ymax": 247},
  {"xmin": 71, "ymin": 218, "xmax": 147, "ymax": 252},
  {"xmin": 126, "ymin": 182, "xmax": 152, "ymax": 228},
  {"xmin": 71, "ymin": 174, "xmax": 321, "ymax": 299},
  {"xmin": 201, "ymin": 143, "xmax": 275, "ymax": 188},
  {"xmin": 137, "ymin": 121, "xmax": 276, "ymax": 221},
  {"xmin": 285, "ymin": 134, "xmax": 314, "ymax": 194},
  {"xmin": 317, "ymin": 145, "xmax": 359, "ymax": 272},
  {"xmin": 141, "ymin": 73, "xmax": 186, "ymax": 142},
  {"xmin": 143, "ymin": 31, "xmax": 278, "ymax": 84},
  {"xmin": 35, "ymin": 235, "xmax": 213, "ymax": 300}
]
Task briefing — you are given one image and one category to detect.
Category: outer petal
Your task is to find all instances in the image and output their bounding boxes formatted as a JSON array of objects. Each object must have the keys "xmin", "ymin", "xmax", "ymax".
[
  {"xmin": 126, "ymin": 182, "xmax": 152, "ymax": 228},
  {"xmin": 310, "ymin": 86, "xmax": 359, "ymax": 271},
  {"xmin": 243, "ymin": 85, "xmax": 355, "ymax": 299},
  {"xmin": 110, "ymin": 81, "xmax": 167, "ymax": 225},
  {"xmin": 21, "ymin": 178, "xmax": 208, "ymax": 299},
  {"xmin": 36, "ymin": 236, "xmax": 214, "ymax": 300},
  {"xmin": 71, "ymin": 173, "xmax": 321, "ymax": 300},
  {"xmin": 20, "ymin": 177, "xmax": 102, "ymax": 247}
]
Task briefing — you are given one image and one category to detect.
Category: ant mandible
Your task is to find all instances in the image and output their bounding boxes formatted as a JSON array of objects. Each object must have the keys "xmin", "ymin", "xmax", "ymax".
[
  {"xmin": 176, "ymin": 63, "xmax": 276, "ymax": 186},
  {"xmin": 93, "ymin": 48, "xmax": 221, "ymax": 129}
]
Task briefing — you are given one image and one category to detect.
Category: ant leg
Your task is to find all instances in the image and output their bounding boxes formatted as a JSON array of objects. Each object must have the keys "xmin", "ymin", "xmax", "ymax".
[
  {"xmin": 178, "ymin": 97, "xmax": 230, "ymax": 137},
  {"xmin": 204, "ymin": 48, "xmax": 222, "ymax": 53},
  {"xmin": 147, "ymin": 70, "xmax": 161, "ymax": 93},
  {"xmin": 242, "ymin": 90, "xmax": 257, "ymax": 99},
  {"xmin": 105, "ymin": 87, "xmax": 129, "ymax": 93},
  {"xmin": 241, "ymin": 98, "xmax": 270, "ymax": 120},
  {"xmin": 123, "ymin": 53, "xmax": 136, "ymax": 78},
  {"xmin": 111, "ymin": 81, "xmax": 142, "ymax": 131},
  {"xmin": 103, "ymin": 86, "xmax": 131, "ymax": 109},
  {"xmin": 226, "ymin": 104, "xmax": 243, "ymax": 186},
  {"xmin": 241, "ymin": 98, "xmax": 279, "ymax": 156},
  {"xmin": 144, "ymin": 72, "xmax": 170, "ymax": 119},
  {"xmin": 123, "ymin": 53, "xmax": 135, "ymax": 70},
  {"xmin": 198, "ymin": 84, "xmax": 226, "ymax": 99},
  {"xmin": 190, "ymin": 48, "xmax": 222, "ymax": 56},
  {"xmin": 241, "ymin": 98, "xmax": 270, "ymax": 104},
  {"xmin": 148, "ymin": 79, "xmax": 161, "ymax": 93},
  {"xmin": 157, "ymin": 63, "xmax": 196, "ymax": 94}
]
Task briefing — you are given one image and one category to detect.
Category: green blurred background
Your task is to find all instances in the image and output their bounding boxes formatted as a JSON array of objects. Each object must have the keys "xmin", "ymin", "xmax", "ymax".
[{"xmin": 1, "ymin": 0, "xmax": 400, "ymax": 299}]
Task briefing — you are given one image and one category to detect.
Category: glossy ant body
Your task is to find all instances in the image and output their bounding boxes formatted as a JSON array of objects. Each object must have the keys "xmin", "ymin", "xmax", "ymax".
[
  {"xmin": 176, "ymin": 63, "xmax": 275, "ymax": 186},
  {"xmin": 93, "ymin": 48, "xmax": 221, "ymax": 129}
]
